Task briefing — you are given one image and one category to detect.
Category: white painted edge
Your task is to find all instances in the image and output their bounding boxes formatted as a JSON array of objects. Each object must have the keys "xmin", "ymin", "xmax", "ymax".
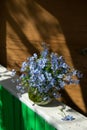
[{"xmin": 0, "ymin": 65, "xmax": 87, "ymax": 130}]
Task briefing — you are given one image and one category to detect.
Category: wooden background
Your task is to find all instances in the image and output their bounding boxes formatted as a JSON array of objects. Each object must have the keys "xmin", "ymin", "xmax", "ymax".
[{"xmin": 0, "ymin": 0, "xmax": 87, "ymax": 116}]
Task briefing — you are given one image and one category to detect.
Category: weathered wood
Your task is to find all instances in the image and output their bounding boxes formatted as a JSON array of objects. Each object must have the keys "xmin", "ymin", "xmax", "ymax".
[{"xmin": 0, "ymin": 1, "xmax": 7, "ymax": 67}]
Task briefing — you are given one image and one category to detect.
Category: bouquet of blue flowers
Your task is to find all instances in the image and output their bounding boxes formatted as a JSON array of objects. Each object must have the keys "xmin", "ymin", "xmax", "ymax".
[{"xmin": 16, "ymin": 43, "xmax": 82, "ymax": 105}]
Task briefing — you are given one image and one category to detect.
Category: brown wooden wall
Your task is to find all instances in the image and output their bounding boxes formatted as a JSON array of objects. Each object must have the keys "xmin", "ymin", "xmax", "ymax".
[{"xmin": 0, "ymin": 0, "xmax": 87, "ymax": 116}]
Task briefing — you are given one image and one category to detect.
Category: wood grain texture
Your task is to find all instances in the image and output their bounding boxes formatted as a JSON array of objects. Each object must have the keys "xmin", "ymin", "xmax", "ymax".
[{"xmin": 0, "ymin": 0, "xmax": 87, "ymax": 116}]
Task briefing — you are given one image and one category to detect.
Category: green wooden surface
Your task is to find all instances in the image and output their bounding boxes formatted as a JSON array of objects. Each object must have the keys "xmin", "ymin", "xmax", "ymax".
[
  {"xmin": 0, "ymin": 85, "xmax": 56, "ymax": 130},
  {"xmin": 0, "ymin": 85, "xmax": 3, "ymax": 130}
]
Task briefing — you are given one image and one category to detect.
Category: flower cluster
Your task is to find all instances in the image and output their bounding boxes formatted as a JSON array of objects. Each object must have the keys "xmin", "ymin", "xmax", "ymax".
[{"xmin": 16, "ymin": 43, "xmax": 82, "ymax": 102}]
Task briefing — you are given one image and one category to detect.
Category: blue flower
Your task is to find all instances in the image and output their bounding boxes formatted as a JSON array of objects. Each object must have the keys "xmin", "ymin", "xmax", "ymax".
[
  {"xmin": 41, "ymin": 47, "xmax": 49, "ymax": 58},
  {"xmin": 16, "ymin": 43, "xmax": 82, "ymax": 99},
  {"xmin": 11, "ymin": 69, "xmax": 16, "ymax": 77},
  {"xmin": 62, "ymin": 115, "xmax": 75, "ymax": 121},
  {"xmin": 38, "ymin": 58, "xmax": 47, "ymax": 69},
  {"xmin": 33, "ymin": 53, "xmax": 37, "ymax": 59}
]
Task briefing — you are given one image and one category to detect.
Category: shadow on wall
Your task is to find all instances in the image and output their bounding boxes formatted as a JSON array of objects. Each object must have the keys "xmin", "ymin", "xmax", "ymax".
[
  {"xmin": 0, "ymin": 0, "xmax": 87, "ymax": 116},
  {"xmin": 34, "ymin": 0, "xmax": 87, "ymax": 116},
  {"xmin": 6, "ymin": 10, "xmax": 39, "ymax": 55},
  {"xmin": 0, "ymin": 0, "xmax": 7, "ymax": 67},
  {"xmin": 5, "ymin": 0, "xmax": 65, "ymax": 69},
  {"xmin": 6, "ymin": 0, "xmax": 64, "ymax": 44},
  {"xmin": 6, "ymin": 0, "xmax": 40, "ymax": 55}
]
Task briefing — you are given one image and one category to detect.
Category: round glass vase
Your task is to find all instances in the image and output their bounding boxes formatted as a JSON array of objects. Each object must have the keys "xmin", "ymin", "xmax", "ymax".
[{"xmin": 28, "ymin": 87, "xmax": 53, "ymax": 105}]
